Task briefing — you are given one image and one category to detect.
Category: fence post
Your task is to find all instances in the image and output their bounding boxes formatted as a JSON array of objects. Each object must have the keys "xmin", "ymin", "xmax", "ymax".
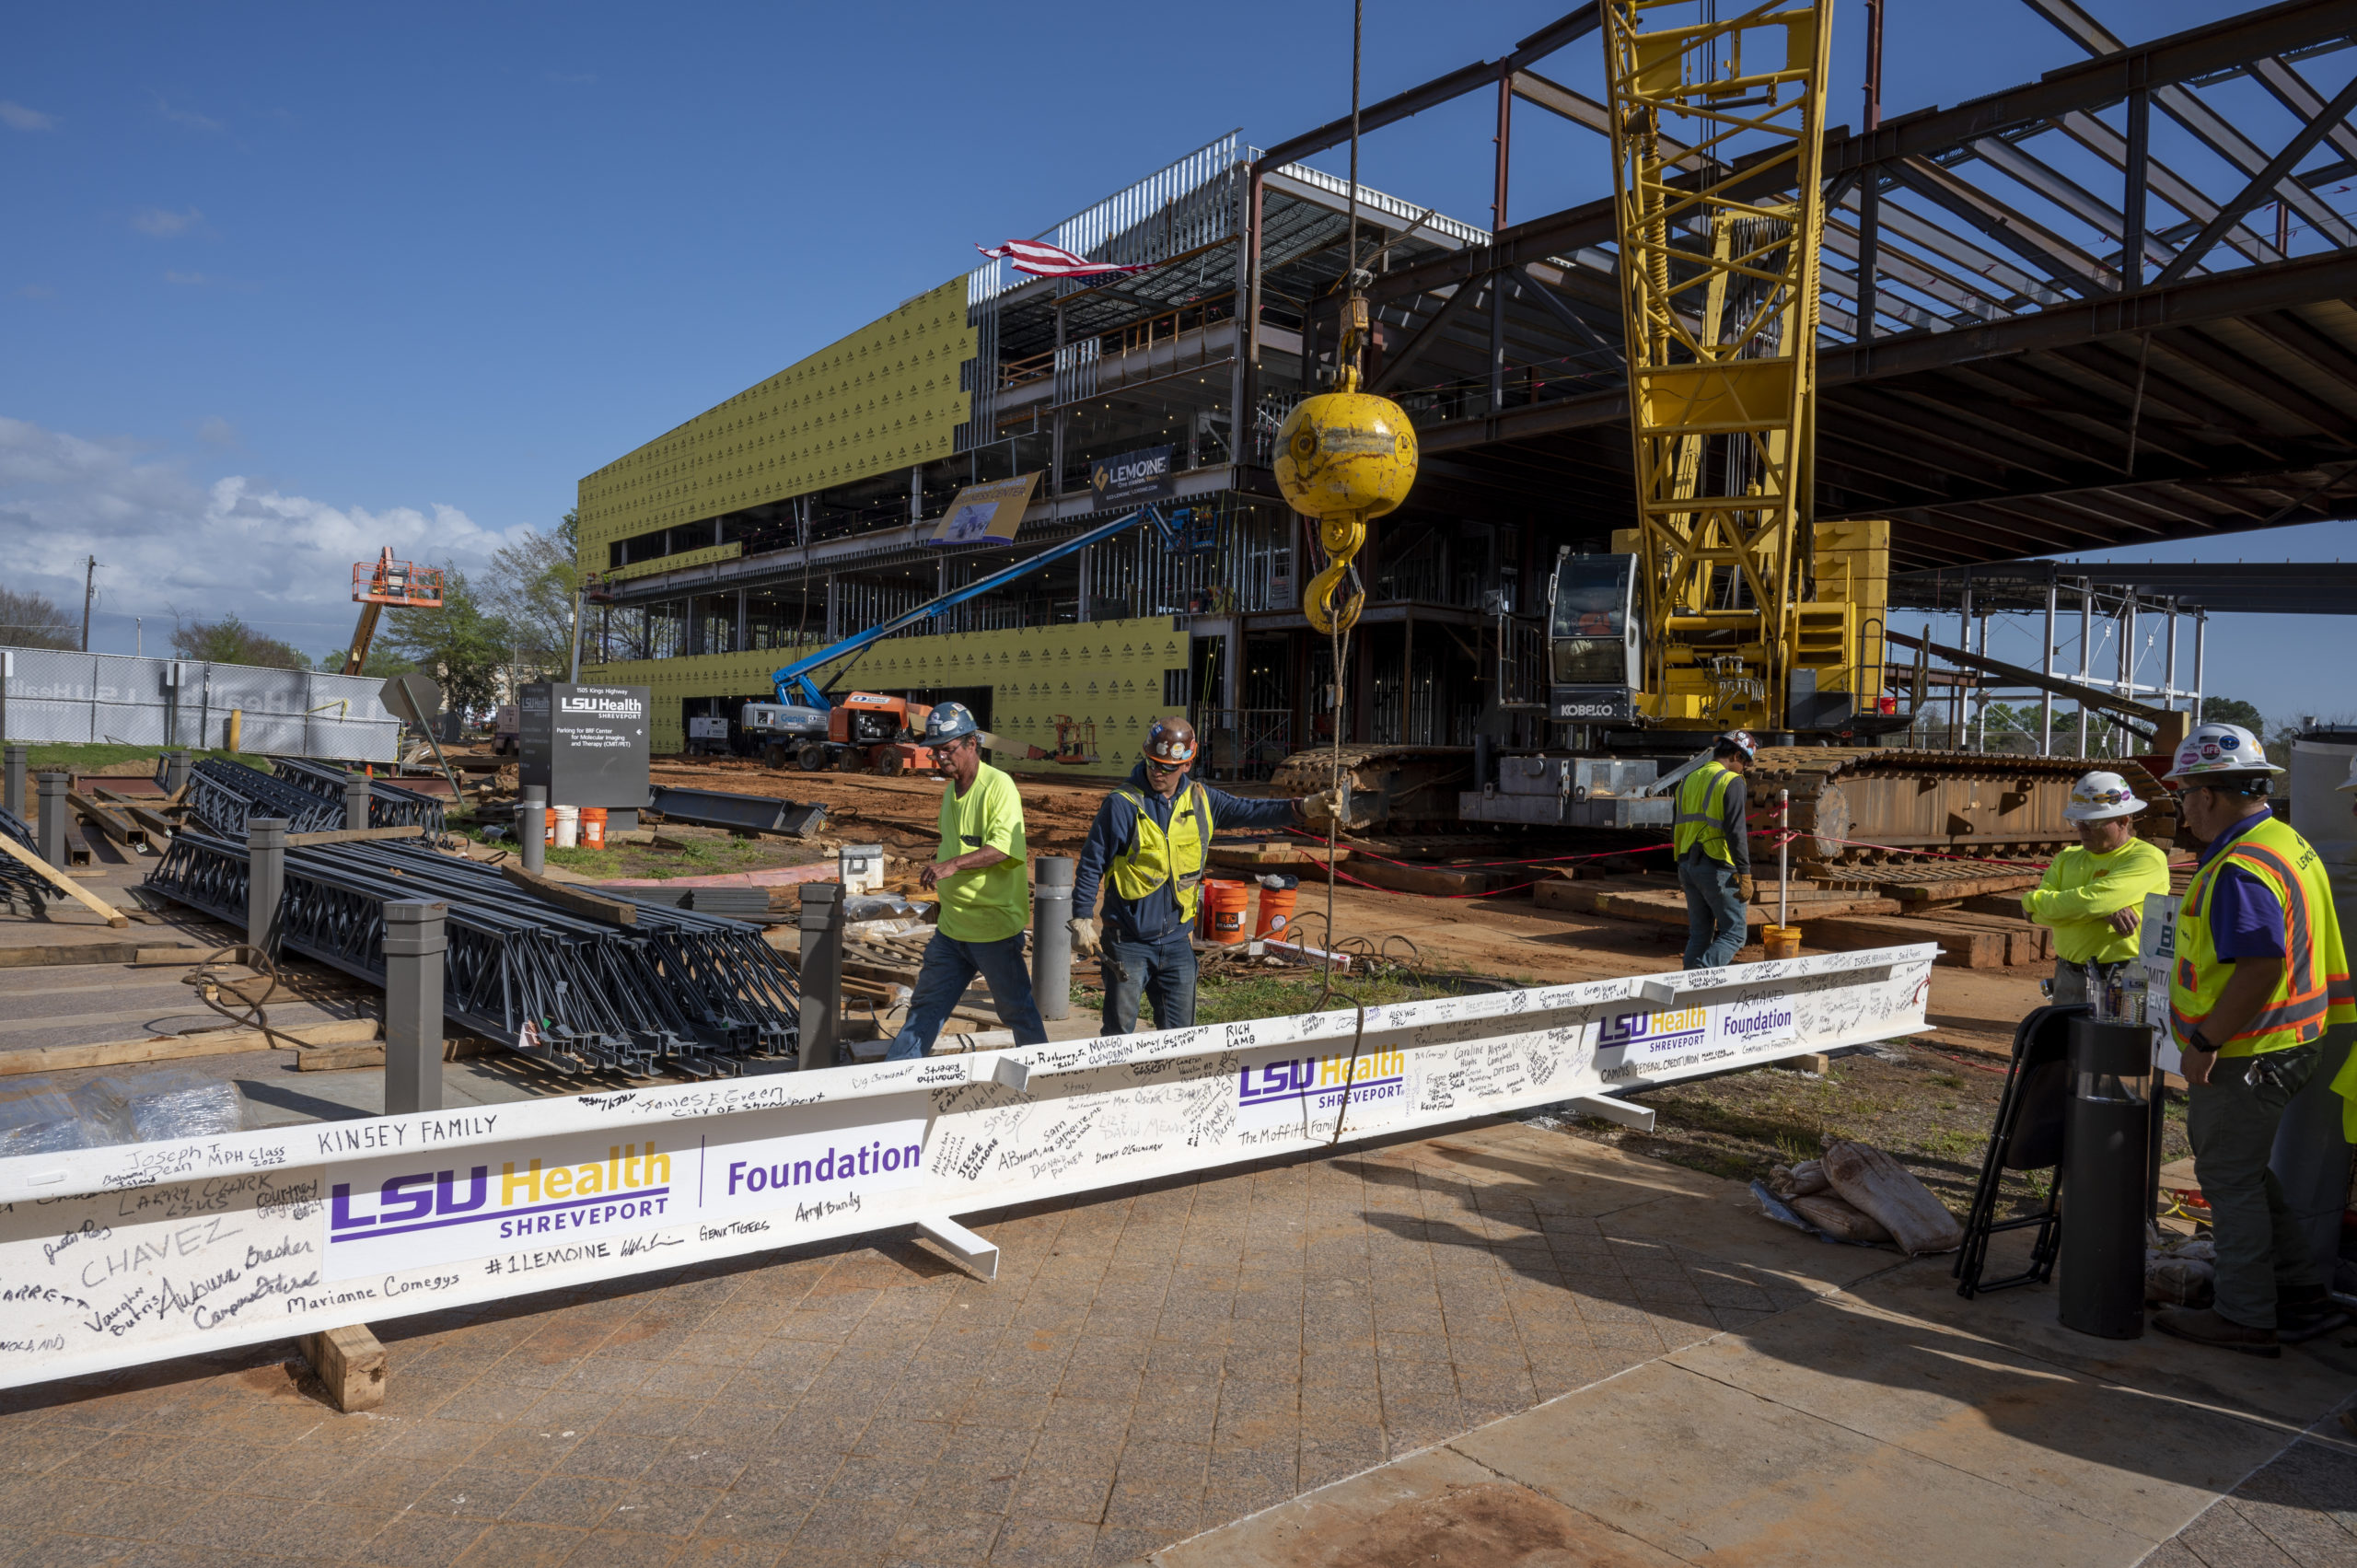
[
  {"xmin": 520, "ymin": 785, "xmax": 546, "ymax": 874},
  {"xmin": 247, "ymin": 819, "xmax": 288, "ymax": 959},
  {"xmin": 382, "ymin": 900, "xmax": 447, "ymax": 1115},
  {"xmin": 344, "ymin": 773, "xmax": 374, "ymax": 831},
  {"xmin": 1032, "ymin": 856, "xmax": 1074, "ymax": 1021},
  {"xmin": 36, "ymin": 772, "xmax": 68, "ymax": 866},
  {"xmin": 797, "ymin": 882, "xmax": 844, "ymax": 1071},
  {"xmin": 3, "ymin": 746, "xmax": 24, "ymax": 820}
]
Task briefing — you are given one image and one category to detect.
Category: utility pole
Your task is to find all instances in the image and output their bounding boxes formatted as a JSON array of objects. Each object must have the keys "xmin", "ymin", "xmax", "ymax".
[{"xmin": 80, "ymin": 556, "xmax": 98, "ymax": 652}]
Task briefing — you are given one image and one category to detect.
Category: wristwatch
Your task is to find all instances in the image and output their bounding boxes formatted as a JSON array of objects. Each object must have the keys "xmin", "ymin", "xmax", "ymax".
[{"xmin": 2185, "ymin": 1028, "xmax": 2220, "ymax": 1055}]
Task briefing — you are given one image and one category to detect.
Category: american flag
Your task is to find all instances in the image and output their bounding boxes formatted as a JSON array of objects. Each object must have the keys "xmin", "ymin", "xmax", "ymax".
[{"xmin": 976, "ymin": 238, "xmax": 1155, "ymax": 278}]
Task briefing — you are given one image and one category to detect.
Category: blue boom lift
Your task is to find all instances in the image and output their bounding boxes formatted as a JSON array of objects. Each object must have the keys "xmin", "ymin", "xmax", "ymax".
[{"xmin": 739, "ymin": 504, "xmax": 1168, "ymax": 772}]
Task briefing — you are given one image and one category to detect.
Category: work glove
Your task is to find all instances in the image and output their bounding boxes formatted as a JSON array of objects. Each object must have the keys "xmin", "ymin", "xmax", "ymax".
[
  {"xmin": 1068, "ymin": 916, "xmax": 1100, "ymax": 957},
  {"xmin": 1300, "ymin": 786, "xmax": 1367, "ymax": 830},
  {"xmin": 1739, "ymin": 875, "xmax": 1758, "ymax": 903}
]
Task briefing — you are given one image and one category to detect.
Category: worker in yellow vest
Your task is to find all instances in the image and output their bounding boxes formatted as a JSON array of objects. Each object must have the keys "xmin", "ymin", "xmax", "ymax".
[
  {"xmin": 2021, "ymin": 770, "xmax": 2173, "ymax": 1005},
  {"xmin": 2152, "ymin": 722, "xmax": 2354, "ymax": 1356},
  {"xmin": 1673, "ymin": 731, "xmax": 1759, "ymax": 970},
  {"xmin": 1070, "ymin": 717, "xmax": 1345, "ymax": 1034}
]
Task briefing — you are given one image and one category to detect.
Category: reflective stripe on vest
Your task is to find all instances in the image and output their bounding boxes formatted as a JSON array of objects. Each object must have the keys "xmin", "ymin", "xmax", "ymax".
[
  {"xmin": 1107, "ymin": 783, "xmax": 1215, "ymax": 923},
  {"xmin": 2168, "ymin": 814, "xmax": 2352, "ymax": 1055},
  {"xmin": 1673, "ymin": 763, "xmax": 1736, "ymax": 865}
]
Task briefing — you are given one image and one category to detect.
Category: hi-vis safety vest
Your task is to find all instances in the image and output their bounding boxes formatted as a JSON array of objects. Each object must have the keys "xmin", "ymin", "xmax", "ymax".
[
  {"xmin": 1674, "ymin": 762, "xmax": 1737, "ymax": 865},
  {"xmin": 1109, "ymin": 783, "xmax": 1216, "ymax": 923},
  {"xmin": 2169, "ymin": 813, "xmax": 2353, "ymax": 1058}
]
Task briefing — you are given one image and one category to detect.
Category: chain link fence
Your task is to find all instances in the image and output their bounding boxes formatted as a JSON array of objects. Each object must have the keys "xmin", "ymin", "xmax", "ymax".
[{"xmin": 0, "ymin": 645, "xmax": 401, "ymax": 761}]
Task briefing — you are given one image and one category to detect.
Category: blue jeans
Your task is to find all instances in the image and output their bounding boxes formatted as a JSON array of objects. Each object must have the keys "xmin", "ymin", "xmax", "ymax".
[
  {"xmin": 1678, "ymin": 854, "xmax": 1746, "ymax": 970},
  {"xmin": 885, "ymin": 930, "xmax": 1049, "ymax": 1060},
  {"xmin": 1101, "ymin": 927, "xmax": 1197, "ymax": 1035}
]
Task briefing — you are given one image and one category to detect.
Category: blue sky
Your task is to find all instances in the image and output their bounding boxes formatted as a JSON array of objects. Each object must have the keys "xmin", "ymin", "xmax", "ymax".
[{"xmin": 3, "ymin": 1, "xmax": 2350, "ymax": 721}]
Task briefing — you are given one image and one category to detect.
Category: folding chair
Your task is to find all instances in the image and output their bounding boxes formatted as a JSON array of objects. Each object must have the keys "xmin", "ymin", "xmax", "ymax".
[{"xmin": 1956, "ymin": 1003, "xmax": 2085, "ymax": 1297}]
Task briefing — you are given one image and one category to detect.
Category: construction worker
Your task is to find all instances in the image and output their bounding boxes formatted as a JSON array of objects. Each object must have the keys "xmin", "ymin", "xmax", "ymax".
[
  {"xmin": 1674, "ymin": 731, "xmax": 1759, "ymax": 970},
  {"xmin": 884, "ymin": 703, "xmax": 1048, "ymax": 1061},
  {"xmin": 1070, "ymin": 716, "xmax": 1346, "ymax": 1035},
  {"xmin": 2151, "ymin": 721, "xmax": 2353, "ymax": 1356},
  {"xmin": 2021, "ymin": 771, "xmax": 2173, "ymax": 1005}
]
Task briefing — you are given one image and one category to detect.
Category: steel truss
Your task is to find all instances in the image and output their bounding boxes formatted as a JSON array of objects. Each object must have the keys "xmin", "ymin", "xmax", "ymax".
[
  {"xmin": 144, "ymin": 833, "xmax": 799, "ymax": 1077},
  {"xmin": 0, "ymin": 807, "xmax": 59, "ymax": 908},
  {"xmin": 269, "ymin": 758, "xmax": 449, "ymax": 834},
  {"xmin": 181, "ymin": 759, "xmax": 344, "ymax": 838}
]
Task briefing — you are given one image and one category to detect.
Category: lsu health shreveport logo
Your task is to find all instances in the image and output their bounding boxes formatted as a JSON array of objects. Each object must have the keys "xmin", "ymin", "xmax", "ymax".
[
  {"xmin": 330, "ymin": 1141, "xmax": 674, "ymax": 1258},
  {"xmin": 1237, "ymin": 1049, "xmax": 1407, "ymax": 1129},
  {"xmin": 1597, "ymin": 1005, "xmax": 1707, "ymax": 1054}
]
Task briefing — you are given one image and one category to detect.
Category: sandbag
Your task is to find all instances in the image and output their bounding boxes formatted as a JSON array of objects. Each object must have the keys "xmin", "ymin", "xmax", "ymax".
[
  {"xmin": 1768, "ymin": 1159, "xmax": 1830, "ymax": 1200},
  {"xmin": 1822, "ymin": 1140, "xmax": 1965, "ymax": 1255},
  {"xmin": 1790, "ymin": 1192, "xmax": 1892, "ymax": 1244},
  {"xmin": 2145, "ymin": 1252, "xmax": 2215, "ymax": 1307}
]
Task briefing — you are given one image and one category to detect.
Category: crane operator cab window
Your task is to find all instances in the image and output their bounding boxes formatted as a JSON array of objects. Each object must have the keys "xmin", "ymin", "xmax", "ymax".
[{"xmin": 1548, "ymin": 553, "xmax": 1641, "ymax": 722}]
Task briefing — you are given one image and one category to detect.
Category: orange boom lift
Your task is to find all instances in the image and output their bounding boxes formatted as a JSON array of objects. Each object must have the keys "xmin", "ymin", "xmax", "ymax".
[{"xmin": 343, "ymin": 549, "xmax": 445, "ymax": 676}]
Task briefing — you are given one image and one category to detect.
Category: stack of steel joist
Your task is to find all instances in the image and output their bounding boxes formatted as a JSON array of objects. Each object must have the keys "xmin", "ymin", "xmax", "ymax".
[
  {"xmin": 181, "ymin": 759, "xmax": 344, "ymax": 838},
  {"xmin": 142, "ymin": 832, "xmax": 799, "ymax": 1077},
  {"xmin": 270, "ymin": 757, "xmax": 448, "ymax": 835},
  {"xmin": 0, "ymin": 807, "xmax": 60, "ymax": 906}
]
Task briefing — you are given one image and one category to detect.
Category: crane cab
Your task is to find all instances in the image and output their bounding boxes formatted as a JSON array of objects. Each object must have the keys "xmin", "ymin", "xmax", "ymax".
[{"xmin": 1546, "ymin": 552, "xmax": 1643, "ymax": 725}]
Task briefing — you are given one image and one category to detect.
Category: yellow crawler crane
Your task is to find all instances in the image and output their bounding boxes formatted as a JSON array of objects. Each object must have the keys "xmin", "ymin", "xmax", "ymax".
[{"xmin": 1586, "ymin": 0, "xmax": 1883, "ymax": 736}]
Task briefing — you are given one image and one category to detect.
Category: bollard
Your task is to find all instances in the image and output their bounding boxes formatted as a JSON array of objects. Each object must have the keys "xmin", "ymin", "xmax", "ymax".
[
  {"xmin": 797, "ymin": 882, "xmax": 844, "ymax": 1071},
  {"xmin": 520, "ymin": 785, "xmax": 546, "ymax": 875},
  {"xmin": 344, "ymin": 773, "xmax": 374, "ymax": 832},
  {"xmin": 1032, "ymin": 855, "xmax": 1074, "ymax": 1021},
  {"xmin": 247, "ymin": 818, "xmax": 289, "ymax": 960},
  {"xmin": 36, "ymin": 772, "xmax": 68, "ymax": 866},
  {"xmin": 2057, "ymin": 1015, "xmax": 2154, "ymax": 1340},
  {"xmin": 164, "ymin": 749, "xmax": 191, "ymax": 797},
  {"xmin": 382, "ymin": 900, "xmax": 447, "ymax": 1114},
  {"xmin": 3, "ymin": 746, "xmax": 24, "ymax": 820}
]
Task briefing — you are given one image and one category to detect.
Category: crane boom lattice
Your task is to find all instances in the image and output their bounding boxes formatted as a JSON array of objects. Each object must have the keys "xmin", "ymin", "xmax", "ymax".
[{"xmin": 1603, "ymin": 0, "xmax": 1834, "ymax": 732}]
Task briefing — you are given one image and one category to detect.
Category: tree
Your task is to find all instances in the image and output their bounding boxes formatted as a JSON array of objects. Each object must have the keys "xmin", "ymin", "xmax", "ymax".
[
  {"xmin": 0, "ymin": 584, "xmax": 78, "ymax": 649},
  {"xmin": 169, "ymin": 612, "xmax": 311, "ymax": 670},
  {"xmin": 2200, "ymin": 695, "xmax": 2266, "ymax": 735},
  {"xmin": 377, "ymin": 566, "xmax": 510, "ymax": 716},
  {"xmin": 317, "ymin": 643, "xmax": 418, "ymax": 679},
  {"xmin": 483, "ymin": 510, "xmax": 583, "ymax": 677}
]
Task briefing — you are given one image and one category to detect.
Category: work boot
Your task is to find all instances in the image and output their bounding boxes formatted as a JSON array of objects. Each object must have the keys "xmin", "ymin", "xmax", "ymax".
[
  {"xmin": 2153, "ymin": 1306, "xmax": 2282, "ymax": 1358},
  {"xmin": 2276, "ymin": 1285, "xmax": 2351, "ymax": 1345}
]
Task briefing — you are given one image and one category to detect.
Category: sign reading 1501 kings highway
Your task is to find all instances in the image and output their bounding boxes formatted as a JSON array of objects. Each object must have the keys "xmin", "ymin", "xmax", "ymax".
[{"xmin": 0, "ymin": 946, "xmax": 1934, "ymax": 1388}]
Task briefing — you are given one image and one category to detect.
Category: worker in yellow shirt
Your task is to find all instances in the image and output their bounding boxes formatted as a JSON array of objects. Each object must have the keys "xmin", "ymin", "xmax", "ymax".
[
  {"xmin": 884, "ymin": 703, "xmax": 1048, "ymax": 1062},
  {"xmin": 2021, "ymin": 770, "xmax": 2174, "ymax": 1005}
]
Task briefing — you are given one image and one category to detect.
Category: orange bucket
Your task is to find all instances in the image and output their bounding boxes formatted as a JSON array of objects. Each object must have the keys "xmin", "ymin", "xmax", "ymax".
[
  {"xmin": 579, "ymin": 807, "xmax": 609, "ymax": 850},
  {"xmin": 1253, "ymin": 877, "xmax": 1298, "ymax": 939},
  {"xmin": 1201, "ymin": 879, "xmax": 1251, "ymax": 944}
]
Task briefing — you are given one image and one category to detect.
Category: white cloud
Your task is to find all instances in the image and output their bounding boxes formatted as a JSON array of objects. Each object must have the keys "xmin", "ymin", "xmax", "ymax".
[
  {"xmin": 133, "ymin": 206, "xmax": 203, "ymax": 237},
  {"xmin": 155, "ymin": 99, "xmax": 224, "ymax": 133},
  {"xmin": 196, "ymin": 416, "xmax": 238, "ymax": 446},
  {"xmin": 0, "ymin": 101, "xmax": 54, "ymax": 132},
  {"xmin": 0, "ymin": 416, "xmax": 527, "ymax": 650}
]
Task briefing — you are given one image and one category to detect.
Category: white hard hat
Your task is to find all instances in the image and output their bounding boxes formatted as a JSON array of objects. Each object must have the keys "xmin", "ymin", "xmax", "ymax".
[
  {"xmin": 2064, "ymin": 771, "xmax": 2145, "ymax": 821},
  {"xmin": 2165, "ymin": 721, "xmax": 2283, "ymax": 781}
]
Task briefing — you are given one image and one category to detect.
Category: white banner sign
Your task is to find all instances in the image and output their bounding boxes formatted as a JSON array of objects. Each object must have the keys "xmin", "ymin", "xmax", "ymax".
[{"xmin": 0, "ymin": 947, "xmax": 1935, "ymax": 1388}]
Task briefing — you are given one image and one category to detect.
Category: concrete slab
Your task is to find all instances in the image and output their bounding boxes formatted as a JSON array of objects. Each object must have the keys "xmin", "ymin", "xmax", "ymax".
[
  {"xmin": 1660, "ymin": 1286, "xmax": 2309, "ymax": 1542},
  {"xmin": 1150, "ymin": 1447, "xmax": 1691, "ymax": 1568}
]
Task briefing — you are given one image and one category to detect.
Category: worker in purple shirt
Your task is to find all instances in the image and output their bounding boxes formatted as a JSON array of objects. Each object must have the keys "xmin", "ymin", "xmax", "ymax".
[{"xmin": 1070, "ymin": 716, "xmax": 1346, "ymax": 1034}]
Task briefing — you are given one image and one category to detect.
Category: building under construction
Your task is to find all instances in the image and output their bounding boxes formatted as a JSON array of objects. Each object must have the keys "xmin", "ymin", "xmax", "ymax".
[{"xmin": 578, "ymin": 0, "xmax": 2357, "ymax": 789}]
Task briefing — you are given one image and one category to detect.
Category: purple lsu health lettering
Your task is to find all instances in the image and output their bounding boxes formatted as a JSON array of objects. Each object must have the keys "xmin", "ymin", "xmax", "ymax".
[
  {"xmin": 1597, "ymin": 1005, "xmax": 1708, "ymax": 1054},
  {"xmin": 326, "ymin": 1142, "xmax": 673, "ymax": 1279},
  {"xmin": 1237, "ymin": 1049, "xmax": 1407, "ymax": 1129},
  {"xmin": 726, "ymin": 1138, "xmax": 922, "ymax": 1197}
]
